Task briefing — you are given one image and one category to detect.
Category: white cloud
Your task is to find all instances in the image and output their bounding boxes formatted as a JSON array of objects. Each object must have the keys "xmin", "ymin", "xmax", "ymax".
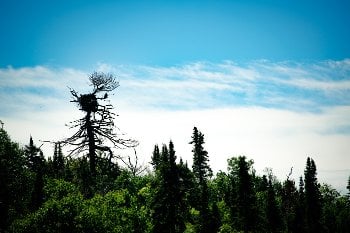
[
  {"xmin": 3, "ymin": 106, "xmax": 349, "ymax": 192},
  {"xmin": 116, "ymin": 106, "xmax": 350, "ymax": 192},
  {"xmin": 1, "ymin": 60, "xmax": 350, "ymax": 192}
]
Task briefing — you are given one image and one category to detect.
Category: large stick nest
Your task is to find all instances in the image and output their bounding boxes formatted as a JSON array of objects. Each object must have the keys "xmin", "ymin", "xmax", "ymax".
[{"xmin": 78, "ymin": 94, "xmax": 98, "ymax": 112}]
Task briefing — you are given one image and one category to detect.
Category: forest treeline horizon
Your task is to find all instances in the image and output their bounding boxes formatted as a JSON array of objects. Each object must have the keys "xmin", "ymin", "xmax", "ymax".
[{"xmin": 1, "ymin": 72, "xmax": 350, "ymax": 233}]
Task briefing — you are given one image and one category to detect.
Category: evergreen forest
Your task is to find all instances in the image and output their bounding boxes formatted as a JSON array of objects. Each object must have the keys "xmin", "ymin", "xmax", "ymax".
[{"xmin": 1, "ymin": 73, "xmax": 350, "ymax": 233}]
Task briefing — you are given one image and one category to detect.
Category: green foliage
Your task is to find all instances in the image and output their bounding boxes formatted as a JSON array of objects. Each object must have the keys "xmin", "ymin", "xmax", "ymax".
[
  {"xmin": 2, "ymin": 127, "xmax": 350, "ymax": 233},
  {"xmin": 79, "ymin": 190, "xmax": 151, "ymax": 233},
  {"xmin": 44, "ymin": 179, "xmax": 79, "ymax": 200},
  {"xmin": 10, "ymin": 192, "xmax": 84, "ymax": 233},
  {"xmin": 0, "ymin": 129, "xmax": 33, "ymax": 231}
]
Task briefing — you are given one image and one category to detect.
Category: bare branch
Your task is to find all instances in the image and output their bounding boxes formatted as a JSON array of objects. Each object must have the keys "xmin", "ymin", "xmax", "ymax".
[
  {"xmin": 89, "ymin": 72, "xmax": 119, "ymax": 94},
  {"xmin": 61, "ymin": 72, "xmax": 138, "ymax": 175}
]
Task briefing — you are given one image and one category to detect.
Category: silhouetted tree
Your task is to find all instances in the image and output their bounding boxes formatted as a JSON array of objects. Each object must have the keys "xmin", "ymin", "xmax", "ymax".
[
  {"xmin": 190, "ymin": 127, "xmax": 212, "ymax": 184},
  {"xmin": 24, "ymin": 136, "xmax": 45, "ymax": 210},
  {"xmin": 63, "ymin": 72, "xmax": 138, "ymax": 176},
  {"xmin": 304, "ymin": 157, "xmax": 322, "ymax": 233},
  {"xmin": 281, "ymin": 171, "xmax": 299, "ymax": 233},
  {"xmin": 151, "ymin": 144, "xmax": 161, "ymax": 170},
  {"xmin": 190, "ymin": 127, "xmax": 213, "ymax": 232},
  {"xmin": 295, "ymin": 176, "xmax": 307, "ymax": 233},
  {"xmin": 228, "ymin": 156, "xmax": 257, "ymax": 232},
  {"xmin": 266, "ymin": 179, "xmax": 281, "ymax": 232},
  {"xmin": 152, "ymin": 142, "xmax": 186, "ymax": 233},
  {"xmin": 52, "ymin": 143, "xmax": 65, "ymax": 178},
  {"xmin": 24, "ymin": 136, "xmax": 43, "ymax": 172},
  {"xmin": 347, "ymin": 176, "xmax": 350, "ymax": 198}
]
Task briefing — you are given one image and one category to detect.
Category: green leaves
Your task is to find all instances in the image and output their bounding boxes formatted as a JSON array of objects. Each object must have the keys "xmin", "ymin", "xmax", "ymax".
[{"xmin": 2, "ymin": 127, "xmax": 350, "ymax": 232}]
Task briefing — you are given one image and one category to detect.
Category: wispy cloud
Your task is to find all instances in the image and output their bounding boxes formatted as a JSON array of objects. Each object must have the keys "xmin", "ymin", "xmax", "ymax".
[
  {"xmin": 1, "ymin": 59, "xmax": 350, "ymax": 114},
  {"xmin": 0, "ymin": 66, "xmax": 87, "ymax": 116},
  {"xmin": 104, "ymin": 59, "xmax": 350, "ymax": 111},
  {"xmin": 1, "ymin": 60, "xmax": 350, "ymax": 192}
]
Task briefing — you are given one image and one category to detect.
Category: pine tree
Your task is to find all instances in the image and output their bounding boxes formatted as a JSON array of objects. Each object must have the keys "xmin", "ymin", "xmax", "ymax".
[
  {"xmin": 295, "ymin": 176, "xmax": 306, "ymax": 233},
  {"xmin": 237, "ymin": 156, "xmax": 256, "ymax": 232},
  {"xmin": 190, "ymin": 127, "xmax": 212, "ymax": 184},
  {"xmin": 266, "ymin": 179, "xmax": 281, "ymax": 232},
  {"xmin": 24, "ymin": 136, "xmax": 42, "ymax": 171},
  {"xmin": 281, "ymin": 176, "xmax": 298, "ymax": 233},
  {"xmin": 189, "ymin": 127, "xmax": 213, "ymax": 232},
  {"xmin": 53, "ymin": 143, "xmax": 65, "ymax": 178},
  {"xmin": 304, "ymin": 157, "xmax": 322, "ymax": 233},
  {"xmin": 177, "ymin": 158, "xmax": 195, "ymax": 220},
  {"xmin": 30, "ymin": 151, "xmax": 45, "ymax": 211},
  {"xmin": 152, "ymin": 142, "xmax": 185, "ymax": 233},
  {"xmin": 227, "ymin": 156, "xmax": 256, "ymax": 232},
  {"xmin": 24, "ymin": 136, "xmax": 45, "ymax": 210},
  {"xmin": 347, "ymin": 176, "xmax": 350, "ymax": 199},
  {"xmin": 151, "ymin": 144, "xmax": 160, "ymax": 170}
]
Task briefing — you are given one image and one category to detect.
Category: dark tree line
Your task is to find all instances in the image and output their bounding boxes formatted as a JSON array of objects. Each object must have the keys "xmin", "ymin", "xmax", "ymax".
[
  {"xmin": 1, "ymin": 125, "xmax": 350, "ymax": 233},
  {"xmin": 1, "ymin": 72, "xmax": 350, "ymax": 232}
]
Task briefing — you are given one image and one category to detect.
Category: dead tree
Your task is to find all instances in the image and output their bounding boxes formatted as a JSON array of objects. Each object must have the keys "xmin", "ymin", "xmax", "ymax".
[
  {"xmin": 63, "ymin": 72, "xmax": 138, "ymax": 175},
  {"xmin": 120, "ymin": 148, "xmax": 147, "ymax": 176}
]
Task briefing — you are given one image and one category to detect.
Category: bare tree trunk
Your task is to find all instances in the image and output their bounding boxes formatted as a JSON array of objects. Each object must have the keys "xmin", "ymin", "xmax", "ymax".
[{"xmin": 86, "ymin": 111, "xmax": 96, "ymax": 176}]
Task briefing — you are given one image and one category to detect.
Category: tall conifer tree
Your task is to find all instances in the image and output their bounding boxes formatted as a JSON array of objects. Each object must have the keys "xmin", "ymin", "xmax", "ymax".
[
  {"xmin": 152, "ymin": 142, "xmax": 185, "ymax": 233},
  {"xmin": 304, "ymin": 157, "xmax": 322, "ymax": 233},
  {"xmin": 190, "ymin": 127, "xmax": 212, "ymax": 184},
  {"xmin": 151, "ymin": 144, "xmax": 160, "ymax": 170},
  {"xmin": 266, "ymin": 179, "xmax": 281, "ymax": 232},
  {"xmin": 24, "ymin": 137, "xmax": 45, "ymax": 210},
  {"xmin": 53, "ymin": 143, "xmax": 65, "ymax": 178},
  {"xmin": 237, "ymin": 156, "xmax": 256, "ymax": 232},
  {"xmin": 189, "ymin": 127, "xmax": 213, "ymax": 232}
]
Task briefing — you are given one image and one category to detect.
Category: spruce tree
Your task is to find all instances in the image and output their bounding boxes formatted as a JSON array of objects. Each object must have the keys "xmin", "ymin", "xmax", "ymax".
[
  {"xmin": 53, "ymin": 143, "xmax": 65, "ymax": 178},
  {"xmin": 152, "ymin": 142, "xmax": 185, "ymax": 233},
  {"xmin": 266, "ymin": 179, "xmax": 281, "ymax": 232},
  {"xmin": 190, "ymin": 127, "xmax": 212, "ymax": 184},
  {"xmin": 30, "ymin": 151, "xmax": 45, "ymax": 211},
  {"xmin": 237, "ymin": 156, "xmax": 256, "ymax": 232},
  {"xmin": 304, "ymin": 157, "xmax": 322, "ymax": 233},
  {"xmin": 177, "ymin": 158, "xmax": 195, "ymax": 220},
  {"xmin": 347, "ymin": 176, "xmax": 350, "ymax": 199},
  {"xmin": 24, "ymin": 136, "xmax": 42, "ymax": 171},
  {"xmin": 281, "ymin": 176, "xmax": 298, "ymax": 233},
  {"xmin": 227, "ymin": 156, "xmax": 256, "ymax": 232},
  {"xmin": 189, "ymin": 127, "xmax": 213, "ymax": 232},
  {"xmin": 295, "ymin": 176, "xmax": 306, "ymax": 233},
  {"xmin": 151, "ymin": 144, "xmax": 160, "ymax": 170},
  {"xmin": 24, "ymin": 136, "xmax": 45, "ymax": 210}
]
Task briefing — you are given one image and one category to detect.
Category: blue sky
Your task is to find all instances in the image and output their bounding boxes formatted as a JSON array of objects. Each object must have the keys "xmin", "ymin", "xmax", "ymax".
[
  {"xmin": 1, "ymin": 0, "xmax": 350, "ymax": 191},
  {"xmin": 1, "ymin": 0, "xmax": 350, "ymax": 67}
]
